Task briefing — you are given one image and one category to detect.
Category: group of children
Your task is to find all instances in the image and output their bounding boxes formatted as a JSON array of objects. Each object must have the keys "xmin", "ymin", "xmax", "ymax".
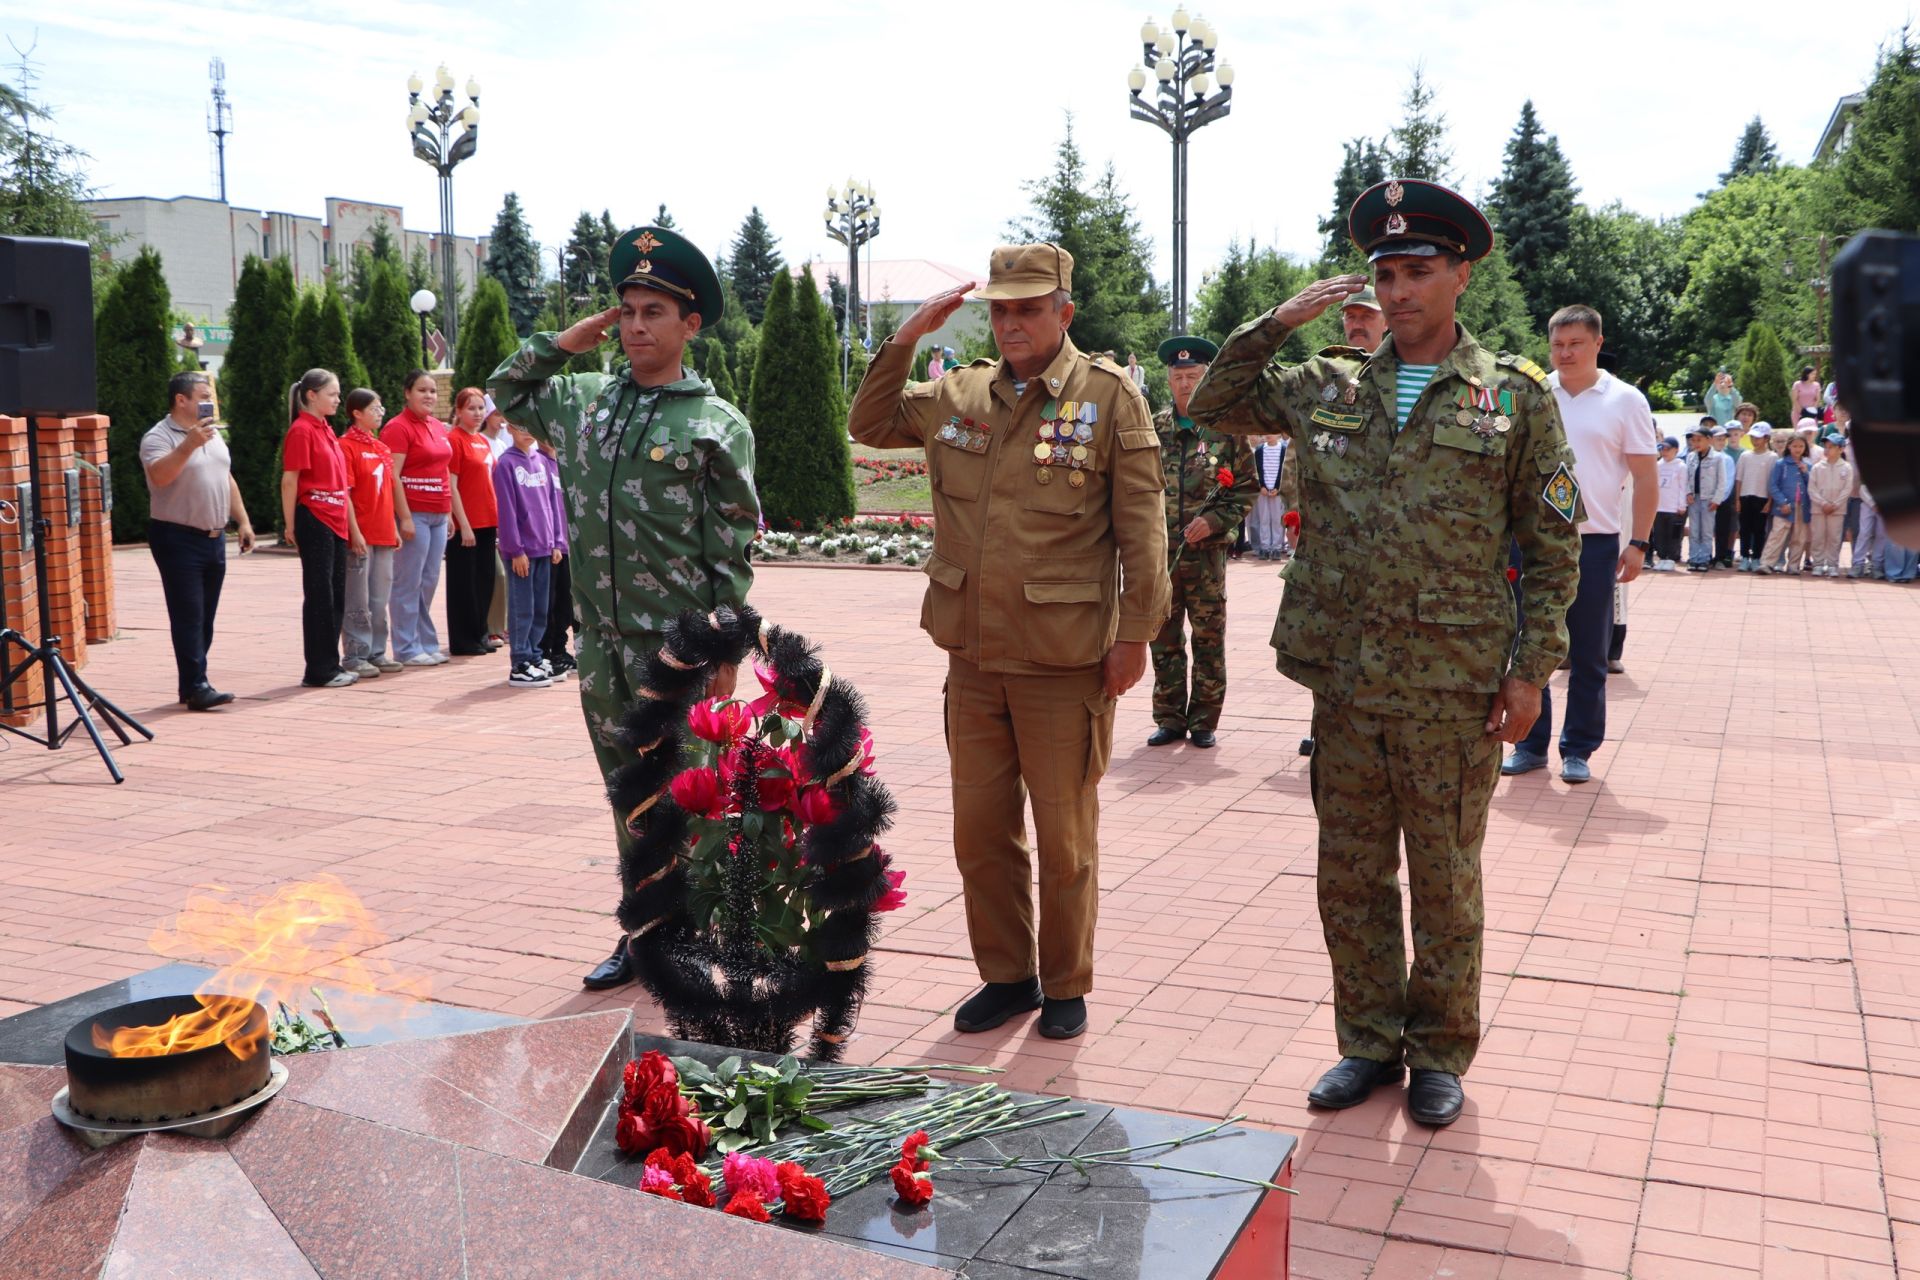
[
  {"xmin": 1649, "ymin": 401, "xmax": 1916, "ymax": 581},
  {"xmin": 279, "ymin": 367, "xmax": 578, "ymax": 690}
]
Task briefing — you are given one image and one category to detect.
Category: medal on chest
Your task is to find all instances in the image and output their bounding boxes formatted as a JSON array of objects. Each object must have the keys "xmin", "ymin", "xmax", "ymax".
[
  {"xmin": 1454, "ymin": 384, "xmax": 1514, "ymax": 440},
  {"xmin": 1035, "ymin": 400, "xmax": 1096, "ymax": 487},
  {"xmin": 939, "ymin": 416, "xmax": 992, "ymax": 454}
]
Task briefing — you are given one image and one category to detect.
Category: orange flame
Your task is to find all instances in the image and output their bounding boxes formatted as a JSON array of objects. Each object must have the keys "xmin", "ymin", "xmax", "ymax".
[{"xmin": 91, "ymin": 876, "xmax": 428, "ymax": 1059}]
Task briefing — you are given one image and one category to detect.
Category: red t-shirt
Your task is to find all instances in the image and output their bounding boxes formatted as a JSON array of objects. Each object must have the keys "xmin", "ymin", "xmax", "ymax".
[
  {"xmin": 380, "ymin": 409, "xmax": 453, "ymax": 514},
  {"xmin": 446, "ymin": 427, "xmax": 498, "ymax": 529},
  {"xmin": 341, "ymin": 426, "xmax": 398, "ymax": 547},
  {"xmin": 281, "ymin": 412, "xmax": 350, "ymax": 540}
]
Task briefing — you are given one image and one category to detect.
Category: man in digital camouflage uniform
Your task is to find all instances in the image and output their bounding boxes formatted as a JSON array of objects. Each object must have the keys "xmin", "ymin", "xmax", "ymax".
[
  {"xmin": 1189, "ymin": 179, "xmax": 1582, "ymax": 1126},
  {"xmin": 1147, "ymin": 335, "xmax": 1255, "ymax": 750},
  {"xmin": 489, "ymin": 225, "xmax": 760, "ymax": 991}
]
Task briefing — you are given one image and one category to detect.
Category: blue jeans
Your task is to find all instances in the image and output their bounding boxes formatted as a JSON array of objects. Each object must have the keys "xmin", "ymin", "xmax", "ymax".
[
  {"xmin": 1687, "ymin": 498, "xmax": 1716, "ymax": 565},
  {"xmin": 389, "ymin": 511, "xmax": 447, "ymax": 660},
  {"xmin": 148, "ymin": 520, "xmax": 227, "ymax": 698},
  {"xmin": 507, "ymin": 556, "xmax": 551, "ymax": 667},
  {"xmin": 1886, "ymin": 540, "xmax": 1920, "ymax": 582},
  {"xmin": 1514, "ymin": 533, "xmax": 1617, "ymax": 760}
]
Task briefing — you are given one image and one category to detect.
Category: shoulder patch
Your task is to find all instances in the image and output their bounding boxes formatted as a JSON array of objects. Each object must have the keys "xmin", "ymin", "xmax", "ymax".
[
  {"xmin": 1498, "ymin": 353, "xmax": 1551, "ymax": 389},
  {"xmin": 1542, "ymin": 461, "xmax": 1580, "ymax": 523}
]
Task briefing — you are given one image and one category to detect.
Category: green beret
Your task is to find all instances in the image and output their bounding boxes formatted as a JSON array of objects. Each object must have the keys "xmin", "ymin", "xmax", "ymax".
[
  {"xmin": 608, "ymin": 225, "xmax": 724, "ymax": 324},
  {"xmin": 1156, "ymin": 335, "xmax": 1219, "ymax": 367},
  {"xmin": 1349, "ymin": 179, "xmax": 1493, "ymax": 264}
]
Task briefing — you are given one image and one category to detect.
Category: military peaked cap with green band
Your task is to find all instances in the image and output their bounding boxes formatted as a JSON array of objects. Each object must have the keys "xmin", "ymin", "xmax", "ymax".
[
  {"xmin": 1156, "ymin": 335, "xmax": 1219, "ymax": 367},
  {"xmin": 1348, "ymin": 178, "xmax": 1494, "ymax": 263},
  {"xmin": 609, "ymin": 225, "xmax": 725, "ymax": 323}
]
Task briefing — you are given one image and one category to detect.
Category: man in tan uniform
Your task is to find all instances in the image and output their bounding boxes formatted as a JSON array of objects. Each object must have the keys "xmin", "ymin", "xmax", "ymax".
[{"xmin": 847, "ymin": 244, "xmax": 1170, "ymax": 1040}]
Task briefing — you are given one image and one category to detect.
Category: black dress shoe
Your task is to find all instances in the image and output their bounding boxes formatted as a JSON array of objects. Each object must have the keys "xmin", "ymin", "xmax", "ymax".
[
  {"xmin": 581, "ymin": 936, "xmax": 635, "ymax": 990},
  {"xmin": 953, "ymin": 979, "xmax": 1043, "ymax": 1032},
  {"xmin": 1306, "ymin": 1056, "xmax": 1404, "ymax": 1109},
  {"xmin": 1146, "ymin": 726, "xmax": 1185, "ymax": 747},
  {"xmin": 182, "ymin": 685, "xmax": 235, "ymax": 711},
  {"xmin": 1189, "ymin": 730, "xmax": 1217, "ymax": 749},
  {"xmin": 1039, "ymin": 996, "xmax": 1087, "ymax": 1039},
  {"xmin": 1407, "ymin": 1069, "xmax": 1464, "ymax": 1126}
]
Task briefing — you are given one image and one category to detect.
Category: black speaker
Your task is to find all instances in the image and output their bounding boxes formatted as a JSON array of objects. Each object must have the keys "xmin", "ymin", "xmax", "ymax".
[{"xmin": 0, "ymin": 236, "xmax": 95, "ymax": 417}]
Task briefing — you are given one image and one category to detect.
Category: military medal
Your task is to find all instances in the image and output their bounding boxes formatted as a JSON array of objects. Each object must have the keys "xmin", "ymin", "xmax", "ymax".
[
  {"xmin": 1035, "ymin": 466, "xmax": 1053, "ymax": 485},
  {"xmin": 1342, "ymin": 382, "xmax": 1358, "ymax": 405},
  {"xmin": 1073, "ymin": 423, "xmax": 1093, "ymax": 444},
  {"xmin": 1033, "ymin": 443, "xmax": 1052, "ymax": 462},
  {"xmin": 1067, "ymin": 470, "xmax": 1086, "ymax": 488},
  {"xmin": 1071, "ymin": 445, "xmax": 1089, "ymax": 462},
  {"xmin": 675, "ymin": 454, "xmax": 690, "ymax": 470},
  {"xmin": 1333, "ymin": 435, "xmax": 1349, "ymax": 458},
  {"xmin": 1313, "ymin": 431, "xmax": 1333, "ymax": 454},
  {"xmin": 1079, "ymin": 402, "xmax": 1098, "ymax": 424},
  {"xmin": 1053, "ymin": 443, "xmax": 1070, "ymax": 462},
  {"xmin": 1320, "ymin": 383, "xmax": 1338, "ymax": 403},
  {"xmin": 649, "ymin": 445, "xmax": 667, "ymax": 462},
  {"xmin": 1456, "ymin": 409, "xmax": 1474, "ymax": 427},
  {"xmin": 1493, "ymin": 416, "xmax": 1511, "ymax": 433}
]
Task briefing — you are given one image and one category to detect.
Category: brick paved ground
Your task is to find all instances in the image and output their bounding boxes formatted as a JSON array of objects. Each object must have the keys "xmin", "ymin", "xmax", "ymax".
[{"xmin": 3, "ymin": 546, "xmax": 1917, "ymax": 1278}]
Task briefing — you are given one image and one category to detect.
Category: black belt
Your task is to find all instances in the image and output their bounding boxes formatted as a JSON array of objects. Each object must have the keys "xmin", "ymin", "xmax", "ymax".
[{"xmin": 154, "ymin": 519, "xmax": 224, "ymax": 538}]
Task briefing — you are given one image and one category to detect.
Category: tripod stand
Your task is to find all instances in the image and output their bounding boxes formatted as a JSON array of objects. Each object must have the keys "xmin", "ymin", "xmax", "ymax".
[{"xmin": 0, "ymin": 413, "xmax": 150, "ymax": 782}]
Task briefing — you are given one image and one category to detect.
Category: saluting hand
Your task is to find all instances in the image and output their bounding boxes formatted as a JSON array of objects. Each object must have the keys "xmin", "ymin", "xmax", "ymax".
[
  {"xmin": 558, "ymin": 305, "xmax": 621, "ymax": 356},
  {"xmin": 896, "ymin": 285, "xmax": 977, "ymax": 351},
  {"xmin": 1273, "ymin": 275, "xmax": 1368, "ymax": 330}
]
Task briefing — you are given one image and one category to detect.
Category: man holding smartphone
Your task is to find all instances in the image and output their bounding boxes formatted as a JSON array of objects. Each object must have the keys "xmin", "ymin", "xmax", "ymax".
[{"xmin": 140, "ymin": 371, "xmax": 257, "ymax": 711}]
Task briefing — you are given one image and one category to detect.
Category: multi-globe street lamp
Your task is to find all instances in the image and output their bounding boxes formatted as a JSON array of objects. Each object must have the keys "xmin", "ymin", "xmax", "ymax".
[
  {"xmin": 823, "ymin": 181, "xmax": 880, "ymax": 387},
  {"xmin": 406, "ymin": 65, "xmax": 480, "ymax": 352},
  {"xmin": 1126, "ymin": 10, "xmax": 1234, "ymax": 333}
]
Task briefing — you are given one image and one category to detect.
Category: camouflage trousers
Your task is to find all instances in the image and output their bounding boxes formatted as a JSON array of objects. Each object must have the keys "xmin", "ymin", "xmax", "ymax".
[
  {"xmin": 1150, "ymin": 547, "xmax": 1229, "ymax": 734},
  {"xmin": 1308, "ymin": 695, "xmax": 1500, "ymax": 1075},
  {"xmin": 577, "ymin": 626, "xmax": 663, "ymax": 865}
]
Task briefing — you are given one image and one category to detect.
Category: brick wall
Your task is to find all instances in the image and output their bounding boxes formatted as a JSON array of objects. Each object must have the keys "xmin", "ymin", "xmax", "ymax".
[
  {"xmin": 70, "ymin": 415, "xmax": 116, "ymax": 642},
  {"xmin": 0, "ymin": 415, "xmax": 44, "ymax": 725}
]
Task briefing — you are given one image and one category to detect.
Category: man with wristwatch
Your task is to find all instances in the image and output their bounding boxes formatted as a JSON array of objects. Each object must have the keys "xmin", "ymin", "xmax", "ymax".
[{"xmin": 1502, "ymin": 304, "xmax": 1657, "ymax": 785}]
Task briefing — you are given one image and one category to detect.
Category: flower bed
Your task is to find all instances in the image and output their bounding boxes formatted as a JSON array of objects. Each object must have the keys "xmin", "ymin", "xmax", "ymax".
[
  {"xmin": 855, "ymin": 458, "xmax": 928, "ymax": 486},
  {"xmin": 758, "ymin": 514, "xmax": 934, "ymax": 565}
]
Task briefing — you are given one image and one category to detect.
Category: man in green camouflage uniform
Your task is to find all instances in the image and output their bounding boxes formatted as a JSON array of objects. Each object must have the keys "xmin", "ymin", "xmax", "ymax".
[
  {"xmin": 1189, "ymin": 180, "xmax": 1582, "ymax": 1126},
  {"xmin": 489, "ymin": 225, "xmax": 760, "ymax": 990},
  {"xmin": 1147, "ymin": 335, "xmax": 1255, "ymax": 750}
]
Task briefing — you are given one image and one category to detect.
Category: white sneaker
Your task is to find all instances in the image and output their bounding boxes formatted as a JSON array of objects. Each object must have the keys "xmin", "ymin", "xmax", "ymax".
[
  {"xmin": 402, "ymin": 653, "xmax": 438, "ymax": 668},
  {"xmin": 428, "ymin": 651, "xmax": 451, "ymax": 665},
  {"xmin": 308, "ymin": 669, "xmax": 358, "ymax": 688},
  {"xmin": 508, "ymin": 662, "xmax": 553, "ymax": 688},
  {"xmin": 343, "ymin": 658, "xmax": 381, "ymax": 678}
]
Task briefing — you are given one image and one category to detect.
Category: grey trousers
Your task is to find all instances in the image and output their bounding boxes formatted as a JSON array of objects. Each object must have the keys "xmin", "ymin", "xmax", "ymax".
[
  {"xmin": 1247, "ymin": 493, "xmax": 1289, "ymax": 553},
  {"xmin": 342, "ymin": 544, "xmax": 396, "ymax": 662}
]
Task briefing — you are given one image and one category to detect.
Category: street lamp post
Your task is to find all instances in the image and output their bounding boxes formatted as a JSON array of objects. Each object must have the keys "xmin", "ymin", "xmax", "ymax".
[
  {"xmin": 823, "ymin": 181, "xmax": 880, "ymax": 387},
  {"xmin": 1126, "ymin": 10, "xmax": 1233, "ymax": 334},
  {"xmin": 405, "ymin": 66, "xmax": 480, "ymax": 353},
  {"xmin": 409, "ymin": 288, "xmax": 437, "ymax": 367}
]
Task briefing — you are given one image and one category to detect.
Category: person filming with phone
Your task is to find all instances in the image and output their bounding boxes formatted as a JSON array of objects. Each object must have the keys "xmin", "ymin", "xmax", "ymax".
[{"xmin": 140, "ymin": 371, "xmax": 257, "ymax": 711}]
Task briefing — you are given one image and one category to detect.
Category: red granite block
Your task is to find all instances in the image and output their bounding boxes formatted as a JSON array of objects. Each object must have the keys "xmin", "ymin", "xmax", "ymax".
[
  {"xmin": 103, "ymin": 1135, "xmax": 319, "ymax": 1279},
  {"xmin": 0, "ymin": 1131, "xmax": 142, "ymax": 1279}
]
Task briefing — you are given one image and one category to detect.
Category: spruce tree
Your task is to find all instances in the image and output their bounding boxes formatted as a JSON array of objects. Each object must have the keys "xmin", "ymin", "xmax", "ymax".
[
  {"xmin": 654, "ymin": 202, "xmax": 676, "ymax": 229},
  {"xmin": 1737, "ymin": 321, "xmax": 1792, "ymax": 427},
  {"xmin": 1386, "ymin": 67, "xmax": 1453, "ymax": 183},
  {"xmin": 750, "ymin": 269, "xmax": 854, "ymax": 527},
  {"xmin": 314, "ymin": 279, "xmax": 368, "ymax": 419},
  {"xmin": 562, "ymin": 211, "xmax": 605, "ymax": 302},
  {"xmin": 1318, "ymin": 138, "xmax": 1387, "ymax": 263},
  {"xmin": 454, "ymin": 276, "xmax": 518, "ymax": 393},
  {"xmin": 222, "ymin": 256, "xmax": 296, "ymax": 526},
  {"xmin": 1821, "ymin": 29, "xmax": 1920, "ymax": 236},
  {"xmin": 94, "ymin": 247, "xmax": 173, "ymax": 540},
  {"xmin": 728, "ymin": 207, "xmax": 784, "ymax": 324},
  {"xmin": 1456, "ymin": 236, "xmax": 1538, "ymax": 358},
  {"xmin": 1488, "ymin": 100, "xmax": 1579, "ymax": 328},
  {"xmin": 1720, "ymin": 116, "xmax": 1780, "ymax": 185},
  {"xmin": 406, "ymin": 244, "xmax": 436, "ymax": 296},
  {"xmin": 1195, "ymin": 240, "xmax": 1256, "ymax": 345},
  {"xmin": 348, "ymin": 219, "xmax": 402, "ymax": 308},
  {"xmin": 354, "ymin": 256, "xmax": 419, "ymax": 420},
  {"xmin": 482, "ymin": 192, "xmax": 543, "ymax": 334},
  {"xmin": 289, "ymin": 287, "xmax": 322, "ymax": 380}
]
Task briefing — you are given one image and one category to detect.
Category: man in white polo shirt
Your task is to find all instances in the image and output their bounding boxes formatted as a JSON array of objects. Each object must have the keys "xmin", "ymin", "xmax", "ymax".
[{"xmin": 1503, "ymin": 305, "xmax": 1656, "ymax": 784}]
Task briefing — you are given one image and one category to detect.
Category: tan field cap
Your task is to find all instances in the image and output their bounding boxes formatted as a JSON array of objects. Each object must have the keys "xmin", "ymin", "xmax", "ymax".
[{"xmin": 974, "ymin": 243, "xmax": 1075, "ymax": 300}]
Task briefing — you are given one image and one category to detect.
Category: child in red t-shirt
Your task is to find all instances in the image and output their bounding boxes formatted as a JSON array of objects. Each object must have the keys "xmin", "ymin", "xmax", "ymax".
[
  {"xmin": 381, "ymin": 370, "xmax": 454, "ymax": 665},
  {"xmin": 444, "ymin": 386, "xmax": 500, "ymax": 656},
  {"xmin": 281, "ymin": 370, "xmax": 358, "ymax": 689},
  {"xmin": 339, "ymin": 388, "xmax": 402, "ymax": 675}
]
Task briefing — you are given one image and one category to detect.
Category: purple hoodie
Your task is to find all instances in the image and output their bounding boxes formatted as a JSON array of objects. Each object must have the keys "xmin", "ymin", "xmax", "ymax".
[{"xmin": 492, "ymin": 444, "xmax": 566, "ymax": 558}]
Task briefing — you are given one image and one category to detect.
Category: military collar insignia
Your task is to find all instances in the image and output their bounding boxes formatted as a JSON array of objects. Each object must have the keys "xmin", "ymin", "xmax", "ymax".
[{"xmin": 633, "ymin": 231, "xmax": 662, "ymax": 254}]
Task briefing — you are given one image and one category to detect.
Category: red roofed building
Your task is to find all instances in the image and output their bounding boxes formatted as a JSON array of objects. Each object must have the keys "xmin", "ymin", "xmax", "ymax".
[{"xmin": 792, "ymin": 257, "xmax": 988, "ymax": 361}]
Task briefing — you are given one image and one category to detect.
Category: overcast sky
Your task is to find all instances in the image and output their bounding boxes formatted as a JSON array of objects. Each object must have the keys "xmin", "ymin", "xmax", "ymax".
[{"xmin": 6, "ymin": 0, "xmax": 1910, "ymax": 304}]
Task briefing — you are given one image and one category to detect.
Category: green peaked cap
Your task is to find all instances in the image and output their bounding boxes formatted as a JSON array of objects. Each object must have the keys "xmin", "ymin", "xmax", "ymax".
[{"xmin": 608, "ymin": 225, "xmax": 725, "ymax": 323}]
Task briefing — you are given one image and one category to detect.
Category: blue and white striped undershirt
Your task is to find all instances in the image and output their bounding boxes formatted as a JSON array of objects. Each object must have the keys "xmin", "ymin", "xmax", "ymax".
[{"xmin": 1394, "ymin": 364, "xmax": 1440, "ymax": 433}]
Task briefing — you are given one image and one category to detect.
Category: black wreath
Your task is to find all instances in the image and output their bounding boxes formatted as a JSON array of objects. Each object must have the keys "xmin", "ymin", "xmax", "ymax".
[{"xmin": 604, "ymin": 605, "xmax": 896, "ymax": 1062}]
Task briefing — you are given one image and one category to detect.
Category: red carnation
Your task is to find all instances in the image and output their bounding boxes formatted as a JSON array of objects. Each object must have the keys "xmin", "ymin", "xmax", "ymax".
[
  {"xmin": 777, "ymin": 1162, "xmax": 832, "ymax": 1223},
  {"xmin": 724, "ymin": 1189, "xmax": 772, "ymax": 1222},
  {"xmin": 1282, "ymin": 510, "xmax": 1301, "ymax": 532},
  {"xmin": 890, "ymin": 1159, "xmax": 935, "ymax": 1207},
  {"xmin": 670, "ymin": 766, "xmax": 725, "ymax": 818},
  {"xmin": 681, "ymin": 1164, "xmax": 717, "ymax": 1208},
  {"xmin": 1216, "ymin": 467, "xmax": 1234, "ymax": 488},
  {"xmin": 900, "ymin": 1130, "xmax": 931, "ymax": 1168},
  {"xmin": 1506, "ymin": 566, "xmax": 1520, "ymax": 583}
]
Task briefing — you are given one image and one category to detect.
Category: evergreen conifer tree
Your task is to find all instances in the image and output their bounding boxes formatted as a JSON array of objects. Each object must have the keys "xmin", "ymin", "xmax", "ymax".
[
  {"xmin": 348, "ymin": 219, "xmax": 402, "ymax": 308},
  {"xmin": 353, "ymin": 256, "xmax": 419, "ymax": 419},
  {"xmin": 728, "ymin": 207, "xmax": 784, "ymax": 324},
  {"xmin": 482, "ymin": 192, "xmax": 543, "ymax": 334},
  {"xmin": 1386, "ymin": 67, "xmax": 1453, "ymax": 182},
  {"xmin": 1456, "ymin": 236, "xmax": 1538, "ymax": 358},
  {"xmin": 454, "ymin": 276, "xmax": 518, "ymax": 393},
  {"xmin": 289, "ymin": 287, "xmax": 322, "ymax": 380},
  {"xmin": 222, "ymin": 256, "xmax": 296, "ymax": 526},
  {"xmin": 1820, "ymin": 29, "xmax": 1920, "ymax": 235},
  {"xmin": 654, "ymin": 203, "xmax": 676, "ymax": 229},
  {"xmin": 1737, "ymin": 321, "xmax": 1792, "ymax": 427},
  {"xmin": 1318, "ymin": 138, "xmax": 1387, "ymax": 263},
  {"xmin": 1721, "ymin": 117, "xmax": 1780, "ymax": 184},
  {"xmin": 750, "ymin": 269, "xmax": 854, "ymax": 527},
  {"xmin": 314, "ymin": 279, "xmax": 369, "ymax": 417},
  {"xmin": 94, "ymin": 247, "xmax": 173, "ymax": 540},
  {"xmin": 1487, "ymin": 100, "xmax": 1579, "ymax": 328}
]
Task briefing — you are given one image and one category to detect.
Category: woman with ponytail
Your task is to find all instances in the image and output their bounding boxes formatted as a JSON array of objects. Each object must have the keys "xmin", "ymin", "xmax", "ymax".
[
  {"xmin": 382, "ymin": 370, "xmax": 454, "ymax": 666},
  {"xmin": 280, "ymin": 369, "xmax": 359, "ymax": 688}
]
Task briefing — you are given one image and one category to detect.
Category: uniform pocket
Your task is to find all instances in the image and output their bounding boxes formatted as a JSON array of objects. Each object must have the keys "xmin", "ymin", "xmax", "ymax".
[
  {"xmin": 931, "ymin": 448, "xmax": 989, "ymax": 502},
  {"xmin": 1020, "ymin": 579, "xmax": 1107, "ymax": 667},
  {"xmin": 1425, "ymin": 430, "xmax": 1510, "ymax": 515},
  {"xmin": 1083, "ymin": 691, "xmax": 1116, "ymax": 787},
  {"xmin": 1271, "ymin": 558, "xmax": 1346, "ymax": 667},
  {"xmin": 920, "ymin": 554, "xmax": 968, "ymax": 649},
  {"xmin": 1018, "ymin": 472, "xmax": 1089, "ymax": 516},
  {"xmin": 1397, "ymin": 589, "xmax": 1514, "ymax": 692}
]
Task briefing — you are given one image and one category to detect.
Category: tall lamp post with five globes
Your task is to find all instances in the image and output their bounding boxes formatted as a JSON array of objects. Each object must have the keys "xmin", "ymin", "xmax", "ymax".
[
  {"xmin": 824, "ymin": 182, "xmax": 880, "ymax": 388},
  {"xmin": 406, "ymin": 65, "xmax": 480, "ymax": 352},
  {"xmin": 1127, "ymin": 10, "xmax": 1233, "ymax": 334}
]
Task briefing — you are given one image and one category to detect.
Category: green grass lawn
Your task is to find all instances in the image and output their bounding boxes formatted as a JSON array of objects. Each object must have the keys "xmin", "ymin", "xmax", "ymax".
[{"xmin": 852, "ymin": 444, "xmax": 931, "ymax": 513}]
